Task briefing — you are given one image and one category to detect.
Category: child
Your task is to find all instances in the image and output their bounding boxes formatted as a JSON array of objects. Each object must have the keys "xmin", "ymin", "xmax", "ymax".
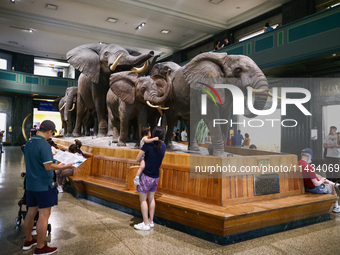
[{"xmin": 134, "ymin": 127, "xmax": 159, "ymax": 186}]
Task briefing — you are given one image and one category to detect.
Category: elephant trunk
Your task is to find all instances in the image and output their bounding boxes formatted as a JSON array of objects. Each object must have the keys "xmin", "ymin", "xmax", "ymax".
[
  {"xmin": 148, "ymin": 70, "xmax": 172, "ymax": 107},
  {"xmin": 244, "ymin": 78, "xmax": 269, "ymax": 118},
  {"xmin": 122, "ymin": 51, "xmax": 154, "ymax": 73},
  {"xmin": 64, "ymin": 88, "xmax": 78, "ymax": 121}
]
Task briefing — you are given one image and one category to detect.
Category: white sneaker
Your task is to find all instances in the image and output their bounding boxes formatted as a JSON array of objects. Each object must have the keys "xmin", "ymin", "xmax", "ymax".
[
  {"xmin": 134, "ymin": 222, "xmax": 150, "ymax": 231},
  {"xmin": 57, "ymin": 186, "xmax": 63, "ymax": 193},
  {"xmin": 149, "ymin": 221, "xmax": 154, "ymax": 228},
  {"xmin": 332, "ymin": 206, "xmax": 340, "ymax": 213},
  {"xmin": 134, "ymin": 176, "xmax": 140, "ymax": 186}
]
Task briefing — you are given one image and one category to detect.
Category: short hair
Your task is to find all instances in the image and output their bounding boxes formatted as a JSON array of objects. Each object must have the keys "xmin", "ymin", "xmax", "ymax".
[
  {"xmin": 238, "ymin": 130, "xmax": 241, "ymax": 133},
  {"xmin": 141, "ymin": 127, "xmax": 150, "ymax": 137},
  {"xmin": 68, "ymin": 144, "xmax": 77, "ymax": 153},
  {"xmin": 330, "ymin": 126, "xmax": 337, "ymax": 130},
  {"xmin": 74, "ymin": 139, "xmax": 82, "ymax": 149},
  {"xmin": 249, "ymin": 144, "xmax": 257, "ymax": 149},
  {"xmin": 245, "ymin": 133, "xmax": 249, "ymax": 138},
  {"xmin": 265, "ymin": 22, "xmax": 269, "ymax": 27}
]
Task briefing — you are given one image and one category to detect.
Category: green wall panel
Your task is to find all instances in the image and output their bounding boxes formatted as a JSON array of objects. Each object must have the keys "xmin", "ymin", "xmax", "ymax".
[
  {"xmin": 227, "ymin": 46, "xmax": 244, "ymax": 55},
  {"xmin": 0, "ymin": 72, "xmax": 16, "ymax": 82},
  {"xmin": 48, "ymin": 79, "xmax": 69, "ymax": 87},
  {"xmin": 255, "ymin": 35, "xmax": 274, "ymax": 52},
  {"xmin": 25, "ymin": 76, "xmax": 39, "ymax": 85},
  {"xmin": 288, "ymin": 11, "xmax": 340, "ymax": 42}
]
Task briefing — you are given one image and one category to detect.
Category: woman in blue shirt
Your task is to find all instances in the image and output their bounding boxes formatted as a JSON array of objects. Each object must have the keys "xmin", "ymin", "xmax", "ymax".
[{"xmin": 134, "ymin": 126, "xmax": 166, "ymax": 231}]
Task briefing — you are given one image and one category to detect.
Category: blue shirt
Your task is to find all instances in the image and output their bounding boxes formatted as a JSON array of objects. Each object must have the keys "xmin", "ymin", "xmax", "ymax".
[
  {"xmin": 24, "ymin": 135, "xmax": 55, "ymax": 191},
  {"xmin": 142, "ymin": 142, "xmax": 166, "ymax": 178},
  {"xmin": 234, "ymin": 133, "xmax": 244, "ymax": 146}
]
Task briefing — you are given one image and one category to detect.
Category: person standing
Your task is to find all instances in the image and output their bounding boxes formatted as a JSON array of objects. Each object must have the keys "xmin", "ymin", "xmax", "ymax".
[
  {"xmin": 234, "ymin": 130, "xmax": 244, "ymax": 147},
  {"xmin": 0, "ymin": 130, "xmax": 4, "ymax": 153},
  {"xmin": 323, "ymin": 126, "xmax": 340, "ymax": 182},
  {"xmin": 243, "ymin": 133, "xmax": 250, "ymax": 148},
  {"xmin": 134, "ymin": 126, "xmax": 166, "ymax": 231},
  {"xmin": 22, "ymin": 120, "xmax": 73, "ymax": 254},
  {"xmin": 30, "ymin": 125, "xmax": 38, "ymax": 138},
  {"xmin": 181, "ymin": 128, "xmax": 188, "ymax": 142}
]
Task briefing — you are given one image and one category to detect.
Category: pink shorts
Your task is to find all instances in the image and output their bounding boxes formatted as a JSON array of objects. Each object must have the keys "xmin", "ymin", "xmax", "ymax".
[{"xmin": 137, "ymin": 173, "xmax": 159, "ymax": 193}]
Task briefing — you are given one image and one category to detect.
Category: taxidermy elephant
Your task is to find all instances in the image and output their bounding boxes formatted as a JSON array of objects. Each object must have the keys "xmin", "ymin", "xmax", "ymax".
[
  {"xmin": 66, "ymin": 43, "xmax": 154, "ymax": 137},
  {"xmin": 161, "ymin": 52, "xmax": 269, "ymax": 156},
  {"xmin": 52, "ymin": 87, "xmax": 78, "ymax": 136},
  {"xmin": 107, "ymin": 71, "xmax": 169, "ymax": 146}
]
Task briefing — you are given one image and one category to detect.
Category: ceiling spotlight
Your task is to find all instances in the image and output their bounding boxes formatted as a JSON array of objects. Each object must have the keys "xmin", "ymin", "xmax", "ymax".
[
  {"xmin": 107, "ymin": 17, "xmax": 117, "ymax": 23},
  {"xmin": 10, "ymin": 0, "xmax": 15, "ymax": 3},
  {"xmin": 135, "ymin": 22, "xmax": 146, "ymax": 30},
  {"xmin": 208, "ymin": 0, "xmax": 223, "ymax": 4},
  {"xmin": 46, "ymin": 4, "xmax": 58, "ymax": 10},
  {"xmin": 161, "ymin": 29, "xmax": 170, "ymax": 34}
]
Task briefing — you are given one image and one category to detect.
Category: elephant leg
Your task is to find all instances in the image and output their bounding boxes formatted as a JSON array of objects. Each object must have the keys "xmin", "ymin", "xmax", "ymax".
[
  {"xmin": 72, "ymin": 98, "xmax": 86, "ymax": 137},
  {"xmin": 93, "ymin": 89, "xmax": 108, "ymax": 137},
  {"xmin": 117, "ymin": 104, "xmax": 134, "ymax": 146},
  {"xmin": 112, "ymin": 118, "xmax": 119, "ymax": 143},
  {"xmin": 185, "ymin": 119, "xmax": 200, "ymax": 151},
  {"xmin": 204, "ymin": 118, "xmax": 225, "ymax": 157},
  {"xmin": 164, "ymin": 112, "xmax": 177, "ymax": 149},
  {"xmin": 107, "ymin": 106, "xmax": 114, "ymax": 137}
]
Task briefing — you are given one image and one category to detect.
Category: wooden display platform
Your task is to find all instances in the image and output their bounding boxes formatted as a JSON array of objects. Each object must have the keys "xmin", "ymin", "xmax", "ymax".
[{"xmin": 55, "ymin": 139, "xmax": 337, "ymax": 243}]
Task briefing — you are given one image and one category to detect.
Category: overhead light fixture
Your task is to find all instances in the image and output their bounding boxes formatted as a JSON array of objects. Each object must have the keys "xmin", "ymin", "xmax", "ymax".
[
  {"xmin": 161, "ymin": 29, "xmax": 170, "ymax": 34},
  {"xmin": 135, "ymin": 22, "xmax": 146, "ymax": 30},
  {"xmin": 208, "ymin": 0, "xmax": 223, "ymax": 4},
  {"xmin": 107, "ymin": 17, "xmax": 117, "ymax": 23},
  {"xmin": 9, "ymin": 25, "xmax": 34, "ymax": 33},
  {"xmin": 10, "ymin": 0, "xmax": 15, "ymax": 3},
  {"xmin": 46, "ymin": 4, "xmax": 58, "ymax": 10}
]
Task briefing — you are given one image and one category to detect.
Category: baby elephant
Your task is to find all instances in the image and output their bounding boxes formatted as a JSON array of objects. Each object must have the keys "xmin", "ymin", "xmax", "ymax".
[{"xmin": 107, "ymin": 71, "xmax": 169, "ymax": 146}]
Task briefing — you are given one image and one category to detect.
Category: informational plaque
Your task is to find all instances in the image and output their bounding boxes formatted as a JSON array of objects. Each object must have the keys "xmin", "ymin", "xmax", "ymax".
[{"xmin": 254, "ymin": 173, "xmax": 280, "ymax": 196}]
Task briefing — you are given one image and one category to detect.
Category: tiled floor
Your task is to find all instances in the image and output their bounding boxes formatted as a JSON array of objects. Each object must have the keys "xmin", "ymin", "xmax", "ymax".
[{"xmin": 1, "ymin": 146, "xmax": 340, "ymax": 255}]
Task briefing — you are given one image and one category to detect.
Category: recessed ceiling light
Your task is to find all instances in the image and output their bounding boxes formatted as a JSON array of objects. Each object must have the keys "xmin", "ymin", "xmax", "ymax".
[
  {"xmin": 107, "ymin": 17, "xmax": 117, "ymax": 23},
  {"xmin": 46, "ymin": 4, "xmax": 58, "ymax": 10},
  {"xmin": 10, "ymin": 0, "xmax": 15, "ymax": 3},
  {"xmin": 135, "ymin": 22, "xmax": 146, "ymax": 30},
  {"xmin": 161, "ymin": 29, "xmax": 170, "ymax": 34},
  {"xmin": 332, "ymin": 53, "xmax": 337, "ymax": 57},
  {"xmin": 209, "ymin": 0, "xmax": 223, "ymax": 4}
]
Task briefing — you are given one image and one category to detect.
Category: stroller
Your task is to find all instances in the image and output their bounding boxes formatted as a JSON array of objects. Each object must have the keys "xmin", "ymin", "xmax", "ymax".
[{"xmin": 16, "ymin": 172, "xmax": 52, "ymax": 235}]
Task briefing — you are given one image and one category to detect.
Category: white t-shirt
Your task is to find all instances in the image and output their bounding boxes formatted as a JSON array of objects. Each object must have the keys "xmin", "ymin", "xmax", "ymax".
[
  {"xmin": 181, "ymin": 131, "xmax": 187, "ymax": 142},
  {"xmin": 325, "ymin": 134, "xmax": 340, "ymax": 158}
]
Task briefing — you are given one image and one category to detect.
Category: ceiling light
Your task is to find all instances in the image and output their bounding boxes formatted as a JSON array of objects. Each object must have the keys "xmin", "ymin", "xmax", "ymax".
[
  {"xmin": 10, "ymin": 0, "xmax": 15, "ymax": 3},
  {"xmin": 135, "ymin": 22, "xmax": 146, "ymax": 30},
  {"xmin": 9, "ymin": 26, "xmax": 34, "ymax": 33},
  {"xmin": 208, "ymin": 0, "xmax": 223, "ymax": 4},
  {"xmin": 161, "ymin": 29, "xmax": 170, "ymax": 34},
  {"xmin": 107, "ymin": 17, "xmax": 117, "ymax": 23},
  {"xmin": 46, "ymin": 4, "xmax": 58, "ymax": 10},
  {"xmin": 332, "ymin": 53, "xmax": 337, "ymax": 57}
]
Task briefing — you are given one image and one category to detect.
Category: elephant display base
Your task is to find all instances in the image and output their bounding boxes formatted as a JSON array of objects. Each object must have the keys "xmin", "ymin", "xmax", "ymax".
[{"xmin": 54, "ymin": 137, "xmax": 337, "ymax": 245}]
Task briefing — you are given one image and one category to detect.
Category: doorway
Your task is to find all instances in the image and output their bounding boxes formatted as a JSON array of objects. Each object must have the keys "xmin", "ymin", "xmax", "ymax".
[
  {"xmin": 322, "ymin": 105, "xmax": 340, "ymax": 154},
  {"xmin": 0, "ymin": 113, "xmax": 6, "ymax": 142}
]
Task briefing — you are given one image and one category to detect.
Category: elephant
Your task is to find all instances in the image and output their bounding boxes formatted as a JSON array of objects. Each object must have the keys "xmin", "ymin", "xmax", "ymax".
[
  {"xmin": 52, "ymin": 87, "xmax": 78, "ymax": 136},
  {"xmin": 107, "ymin": 71, "xmax": 169, "ymax": 146},
  {"xmin": 66, "ymin": 43, "xmax": 154, "ymax": 137},
  {"xmin": 154, "ymin": 52, "xmax": 269, "ymax": 156}
]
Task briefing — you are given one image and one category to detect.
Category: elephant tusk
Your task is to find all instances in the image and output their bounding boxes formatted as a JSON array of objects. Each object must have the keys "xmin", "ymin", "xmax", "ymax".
[
  {"xmin": 246, "ymin": 86, "xmax": 268, "ymax": 94},
  {"xmin": 131, "ymin": 60, "xmax": 148, "ymax": 73},
  {"xmin": 59, "ymin": 102, "xmax": 66, "ymax": 111},
  {"xmin": 110, "ymin": 53, "xmax": 123, "ymax": 72},
  {"xmin": 147, "ymin": 100, "xmax": 160, "ymax": 109},
  {"xmin": 68, "ymin": 103, "xmax": 75, "ymax": 112},
  {"xmin": 159, "ymin": 106, "xmax": 169, "ymax": 110},
  {"xmin": 268, "ymin": 92, "xmax": 282, "ymax": 100}
]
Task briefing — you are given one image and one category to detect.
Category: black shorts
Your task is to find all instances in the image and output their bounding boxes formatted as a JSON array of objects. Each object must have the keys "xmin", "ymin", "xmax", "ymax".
[{"xmin": 26, "ymin": 187, "xmax": 58, "ymax": 209}]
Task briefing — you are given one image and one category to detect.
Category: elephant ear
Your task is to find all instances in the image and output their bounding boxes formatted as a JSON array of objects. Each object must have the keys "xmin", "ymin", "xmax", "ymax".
[
  {"xmin": 66, "ymin": 44, "xmax": 103, "ymax": 84},
  {"xmin": 183, "ymin": 52, "xmax": 228, "ymax": 105},
  {"xmin": 110, "ymin": 71, "xmax": 138, "ymax": 104}
]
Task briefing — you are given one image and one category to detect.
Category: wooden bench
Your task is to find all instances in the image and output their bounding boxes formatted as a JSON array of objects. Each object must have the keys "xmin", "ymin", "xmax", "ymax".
[{"xmin": 53, "ymin": 139, "xmax": 337, "ymax": 241}]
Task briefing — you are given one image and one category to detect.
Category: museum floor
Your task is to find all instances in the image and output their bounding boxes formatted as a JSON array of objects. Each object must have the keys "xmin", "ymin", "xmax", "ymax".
[{"xmin": 1, "ymin": 146, "xmax": 340, "ymax": 255}]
